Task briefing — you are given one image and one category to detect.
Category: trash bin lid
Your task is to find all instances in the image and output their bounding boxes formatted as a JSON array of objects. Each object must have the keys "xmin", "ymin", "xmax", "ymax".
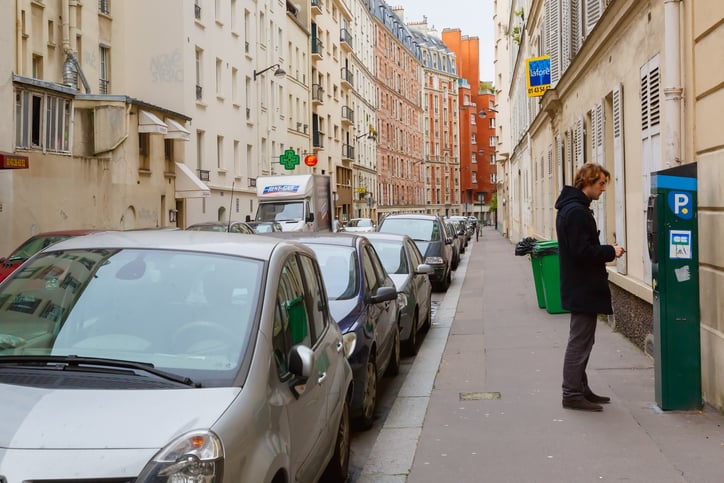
[{"xmin": 533, "ymin": 240, "xmax": 559, "ymax": 256}]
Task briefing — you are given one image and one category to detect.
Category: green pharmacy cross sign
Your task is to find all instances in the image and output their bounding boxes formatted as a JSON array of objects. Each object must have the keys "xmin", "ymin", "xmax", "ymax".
[{"xmin": 280, "ymin": 149, "xmax": 300, "ymax": 170}]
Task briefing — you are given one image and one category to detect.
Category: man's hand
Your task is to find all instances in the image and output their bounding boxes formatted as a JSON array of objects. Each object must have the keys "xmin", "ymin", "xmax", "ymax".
[{"xmin": 613, "ymin": 244, "xmax": 626, "ymax": 258}]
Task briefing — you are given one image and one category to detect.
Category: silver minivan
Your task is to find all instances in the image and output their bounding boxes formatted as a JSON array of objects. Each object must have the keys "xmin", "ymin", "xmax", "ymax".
[{"xmin": 0, "ymin": 230, "xmax": 353, "ymax": 482}]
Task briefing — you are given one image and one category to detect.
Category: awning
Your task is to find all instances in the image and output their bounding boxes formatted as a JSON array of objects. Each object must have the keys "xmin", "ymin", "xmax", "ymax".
[
  {"xmin": 165, "ymin": 118, "xmax": 190, "ymax": 141},
  {"xmin": 138, "ymin": 110, "xmax": 167, "ymax": 135},
  {"xmin": 175, "ymin": 162, "xmax": 210, "ymax": 198},
  {"xmin": 0, "ymin": 151, "xmax": 29, "ymax": 169}
]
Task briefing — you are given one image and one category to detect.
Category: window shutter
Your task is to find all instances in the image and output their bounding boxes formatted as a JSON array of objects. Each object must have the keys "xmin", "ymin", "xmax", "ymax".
[
  {"xmin": 547, "ymin": 0, "xmax": 561, "ymax": 85},
  {"xmin": 640, "ymin": 55, "xmax": 661, "ymax": 284},
  {"xmin": 585, "ymin": 0, "xmax": 603, "ymax": 36},
  {"xmin": 593, "ymin": 101, "xmax": 604, "ymax": 164},
  {"xmin": 612, "ymin": 84, "xmax": 627, "ymax": 274},
  {"xmin": 571, "ymin": 0, "xmax": 582, "ymax": 55},
  {"xmin": 561, "ymin": 0, "xmax": 571, "ymax": 72},
  {"xmin": 556, "ymin": 134, "xmax": 565, "ymax": 190},
  {"xmin": 574, "ymin": 117, "xmax": 585, "ymax": 167}
]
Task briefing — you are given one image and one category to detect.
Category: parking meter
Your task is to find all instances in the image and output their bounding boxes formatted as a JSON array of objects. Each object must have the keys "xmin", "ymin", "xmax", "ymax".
[{"xmin": 647, "ymin": 163, "xmax": 701, "ymax": 410}]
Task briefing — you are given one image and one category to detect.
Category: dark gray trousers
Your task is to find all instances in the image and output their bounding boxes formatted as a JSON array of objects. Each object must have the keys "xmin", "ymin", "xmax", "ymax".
[{"xmin": 562, "ymin": 311, "xmax": 597, "ymax": 400}]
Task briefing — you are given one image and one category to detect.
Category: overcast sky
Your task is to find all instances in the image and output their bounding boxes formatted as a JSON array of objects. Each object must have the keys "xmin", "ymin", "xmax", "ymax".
[{"xmin": 393, "ymin": 0, "xmax": 496, "ymax": 81}]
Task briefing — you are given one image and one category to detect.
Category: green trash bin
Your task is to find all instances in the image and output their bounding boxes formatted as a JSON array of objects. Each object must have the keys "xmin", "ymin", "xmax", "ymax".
[
  {"xmin": 533, "ymin": 241, "xmax": 569, "ymax": 314},
  {"xmin": 529, "ymin": 253, "xmax": 547, "ymax": 309}
]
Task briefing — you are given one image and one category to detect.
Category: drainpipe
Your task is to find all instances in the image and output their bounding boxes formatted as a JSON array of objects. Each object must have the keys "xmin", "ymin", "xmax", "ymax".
[
  {"xmin": 663, "ymin": 0, "xmax": 683, "ymax": 167},
  {"xmin": 15, "ymin": 0, "xmax": 22, "ymax": 75},
  {"xmin": 61, "ymin": 0, "xmax": 91, "ymax": 92}
]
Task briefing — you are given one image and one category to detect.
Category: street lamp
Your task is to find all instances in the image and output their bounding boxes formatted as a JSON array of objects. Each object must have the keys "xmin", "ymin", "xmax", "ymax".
[
  {"xmin": 253, "ymin": 63, "xmax": 286, "ymax": 81},
  {"xmin": 478, "ymin": 108, "xmax": 498, "ymax": 117},
  {"xmin": 355, "ymin": 132, "xmax": 376, "ymax": 142}
]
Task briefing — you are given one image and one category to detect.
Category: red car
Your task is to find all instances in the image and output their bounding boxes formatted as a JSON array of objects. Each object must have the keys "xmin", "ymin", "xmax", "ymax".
[{"xmin": 0, "ymin": 230, "xmax": 100, "ymax": 282}]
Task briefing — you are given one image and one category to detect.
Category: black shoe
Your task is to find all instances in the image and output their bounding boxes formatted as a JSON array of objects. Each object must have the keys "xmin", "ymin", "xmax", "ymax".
[
  {"xmin": 562, "ymin": 398, "xmax": 603, "ymax": 412},
  {"xmin": 584, "ymin": 391, "xmax": 611, "ymax": 404}
]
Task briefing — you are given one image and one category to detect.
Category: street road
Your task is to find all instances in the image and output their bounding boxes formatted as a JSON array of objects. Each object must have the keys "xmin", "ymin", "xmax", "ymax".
[{"xmin": 346, "ymin": 296, "xmax": 443, "ymax": 482}]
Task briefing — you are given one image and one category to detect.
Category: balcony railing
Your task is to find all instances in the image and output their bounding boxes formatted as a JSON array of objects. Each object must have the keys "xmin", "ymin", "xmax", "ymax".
[
  {"xmin": 195, "ymin": 84, "xmax": 203, "ymax": 100},
  {"xmin": 342, "ymin": 144, "xmax": 354, "ymax": 161},
  {"xmin": 311, "ymin": 0, "xmax": 321, "ymax": 13},
  {"xmin": 340, "ymin": 67, "xmax": 353, "ymax": 88},
  {"xmin": 341, "ymin": 106, "xmax": 354, "ymax": 124},
  {"xmin": 313, "ymin": 130, "xmax": 324, "ymax": 149},
  {"xmin": 194, "ymin": 4, "xmax": 201, "ymax": 20},
  {"xmin": 312, "ymin": 84, "xmax": 324, "ymax": 103},
  {"xmin": 248, "ymin": 177, "xmax": 257, "ymax": 188},
  {"xmin": 340, "ymin": 28, "xmax": 353, "ymax": 50},
  {"xmin": 197, "ymin": 169, "xmax": 210, "ymax": 181},
  {"xmin": 311, "ymin": 37, "xmax": 323, "ymax": 58}
]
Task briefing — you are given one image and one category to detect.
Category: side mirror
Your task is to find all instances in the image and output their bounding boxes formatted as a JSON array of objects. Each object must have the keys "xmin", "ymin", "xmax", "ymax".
[
  {"xmin": 245, "ymin": 215, "xmax": 251, "ymax": 222},
  {"xmin": 370, "ymin": 285, "xmax": 397, "ymax": 304},
  {"xmin": 288, "ymin": 344, "xmax": 314, "ymax": 398},
  {"xmin": 306, "ymin": 212, "xmax": 315, "ymax": 222},
  {"xmin": 415, "ymin": 263, "xmax": 434, "ymax": 275}
]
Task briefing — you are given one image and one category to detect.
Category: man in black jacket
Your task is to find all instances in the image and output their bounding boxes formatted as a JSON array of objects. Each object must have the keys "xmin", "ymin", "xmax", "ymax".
[{"xmin": 555, "ymin": 163, "xmax": 625, "ymax": 411}]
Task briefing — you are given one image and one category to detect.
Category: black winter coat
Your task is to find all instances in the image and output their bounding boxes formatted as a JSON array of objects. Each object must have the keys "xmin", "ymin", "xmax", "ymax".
[{"xmin": 554, "ymin": 186, "xmax": 616, "ymax": 314}]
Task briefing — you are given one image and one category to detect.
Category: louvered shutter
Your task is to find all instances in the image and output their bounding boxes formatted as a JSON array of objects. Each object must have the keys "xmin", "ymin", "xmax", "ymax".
[
  {"xmin": 561, "ymin": 0, "xmax": 571, "ymax": 72},
  {"xmin": 574, "ymin": 117, "xmax": 585, "ymax": 167},
  {"xmin": 585, "ymin": 0, "xmax": 603, "ymax": 36},
  {"xmin": 547, "ymin": 0, "xmax": 561, "ymax": 85},
  {"xmin": 571, "ymin": 0, "xmax": 582, "ymax": 55},
  {"xmin": 592, "ymin": 102, "xmax": 604, "ymax": 164},
  {"xmin": 612, "ymin": 84, "xmax": 627, "ymax": 274}
]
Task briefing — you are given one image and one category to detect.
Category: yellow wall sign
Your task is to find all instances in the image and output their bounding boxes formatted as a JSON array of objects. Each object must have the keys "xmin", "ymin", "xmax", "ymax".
[{"xmin": 526, "ymin": 56, "xmax": 551, "ymax": 97}]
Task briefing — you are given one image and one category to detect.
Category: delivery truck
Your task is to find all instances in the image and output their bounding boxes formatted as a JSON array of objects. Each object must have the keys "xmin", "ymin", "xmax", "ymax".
[{"xmin": 251, "ymin": 174, "xmax": 333, "ymax": 232}]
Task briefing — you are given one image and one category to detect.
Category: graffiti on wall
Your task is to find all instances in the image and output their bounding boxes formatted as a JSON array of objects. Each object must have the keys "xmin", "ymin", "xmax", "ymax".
[{"xmin": 151, "ymin": 49, "xmax": 184, "ymax": 83}]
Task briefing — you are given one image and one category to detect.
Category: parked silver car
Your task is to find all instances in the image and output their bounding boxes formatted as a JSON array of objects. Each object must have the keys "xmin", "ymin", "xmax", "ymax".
[
  {"xmin": 341, "ymin": 217, "xmax": 376, "ymax": 233},
  {"xmin": 364, "ymin": 232, "xmax": 434, "ymax": 355},
  {"xmin": 0, "ymin": 230, "xmax": 353, "ymax": 482}
]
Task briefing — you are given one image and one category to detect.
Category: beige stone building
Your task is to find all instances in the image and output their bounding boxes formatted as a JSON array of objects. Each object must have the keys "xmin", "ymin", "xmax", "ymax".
[
  {"xmin": 408, "ymin": 19, "xmax": 463, "ymax": 218},
  {"xmin": 494, "ymin": 0, "xmax": 724, "ymax": 410}
]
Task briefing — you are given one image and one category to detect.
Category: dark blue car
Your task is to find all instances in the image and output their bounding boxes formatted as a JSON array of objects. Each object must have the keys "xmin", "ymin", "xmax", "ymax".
[{"xmin": 267, "ymin": 232, "xmax": 399, "ymax": 429}]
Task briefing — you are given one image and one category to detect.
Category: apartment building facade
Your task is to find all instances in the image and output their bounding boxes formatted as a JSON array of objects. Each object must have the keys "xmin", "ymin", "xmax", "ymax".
[
  {"xmin": 408, "ymin": 21, "xmax": 462, "ymax": 219},
  {"xmin": 370, "ymin": 2, "xmax": 424, "ymax": 221},
  {"xmin": 494, "ymin": 0, "xmax": 724, "ymax": 410},
  {"xmin": 442, "ymin": 30, "xmax": 498, "ymax": 222}
]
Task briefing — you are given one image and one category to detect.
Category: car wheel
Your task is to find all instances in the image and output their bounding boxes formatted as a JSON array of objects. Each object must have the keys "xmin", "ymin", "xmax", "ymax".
[
  {"xmin": 452, "ymin": 251, "xmax": 460, "ymax": 270},
  {"xmin": 403, "ymin": 311, "xmax": 419, "ymax": 356},
  {"xmin": 440, "ymin": 269, "xmax": 451, "ymax": 292},
  {"xmin": 422, "ymin": 302, "xmax": 432, "ymax": 332},
  {"xmin": 321, "ymin": 396, "xmax": 351, "ymax": 481},
  {"xmin": 357, "ymin": 356, "xmax": 378, "ymax": 430},
  {"xmin": 386, "ymin": 323, "xmax": 401, "ymax": 376}
]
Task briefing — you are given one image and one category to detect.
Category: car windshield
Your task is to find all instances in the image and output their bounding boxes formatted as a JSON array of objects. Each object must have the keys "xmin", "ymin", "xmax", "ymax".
[
  {"xmin": 348, "ymin": 219, "xmax": 372, "ymax": 228},
  {"xmin": 369, "ymin": 240, "xmax": 409, "ymax": 275},
  {"xmin": 187, "ymin": 224, "xmax": 227, "ymax": 232},
  {"xmin": 6, "ymin": 235, "xmax": 74, "ymax": 262},
  {"xmin": 307, "ymin": 245, "xmax": 358, "ymax": 300},
  {"xmin": 379, "ymin": 218, "xmax": 440, "ymax": 242},
  {"xmin": 256, "ymin": 201, "xmax": 304, "ymax": 222},
  {"xmin": 0, "ymin": 248, "xmax": 262, "ymax": 383}
]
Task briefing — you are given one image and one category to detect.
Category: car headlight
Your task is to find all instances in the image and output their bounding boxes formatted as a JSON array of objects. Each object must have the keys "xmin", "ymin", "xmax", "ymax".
[
  {"xmin": 425, "ymin": 256, "xmax": 444, "ymax": 265},
  {"xmin": 137, "ymin": 430, "xmax": 224, "ymax": 483},
  {"xmin": 342, "ymin": 331, "xmax": 357, "ymax": 359},
  {"xmin": 397, "ymin": 292, "xmax": 407, "ymax": 311}
]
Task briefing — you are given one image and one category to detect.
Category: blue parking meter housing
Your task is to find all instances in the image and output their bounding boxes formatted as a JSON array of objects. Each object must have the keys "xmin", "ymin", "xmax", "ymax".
[{"xmin": 647, "ymin": 163, "xmax": 702, "ymax": 410}]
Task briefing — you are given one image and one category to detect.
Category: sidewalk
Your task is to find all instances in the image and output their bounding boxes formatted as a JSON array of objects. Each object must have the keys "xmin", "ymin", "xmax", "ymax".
[{"xmin": 359, "ymin": 226, "xmax": 724, "ymax": 483}]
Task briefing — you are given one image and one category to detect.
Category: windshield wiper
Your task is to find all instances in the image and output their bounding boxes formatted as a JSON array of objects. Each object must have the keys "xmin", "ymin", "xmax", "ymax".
[{"xmin": 0, "ymin": 355, "xmax": 199, "ymax": 387}]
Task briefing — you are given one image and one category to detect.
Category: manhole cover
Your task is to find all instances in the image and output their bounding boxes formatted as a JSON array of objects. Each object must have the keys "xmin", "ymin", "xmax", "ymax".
[{"xmin": 459, "ymin": 392, "xmax": 501, "ymax": 401}]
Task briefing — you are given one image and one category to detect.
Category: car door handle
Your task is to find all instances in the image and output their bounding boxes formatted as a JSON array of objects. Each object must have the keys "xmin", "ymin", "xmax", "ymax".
[{"xmin": 317, "ymin": 372, "xmax": 328, "ymax": 384}]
